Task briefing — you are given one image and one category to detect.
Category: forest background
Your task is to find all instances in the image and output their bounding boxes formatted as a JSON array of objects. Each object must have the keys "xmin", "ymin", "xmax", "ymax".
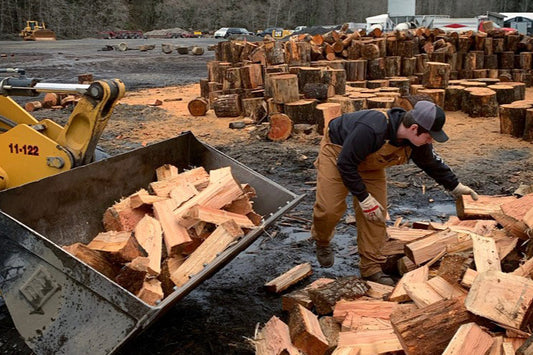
[{"xmin": 1, "ymin": 0, "xmax": 533, "ymax": 39}]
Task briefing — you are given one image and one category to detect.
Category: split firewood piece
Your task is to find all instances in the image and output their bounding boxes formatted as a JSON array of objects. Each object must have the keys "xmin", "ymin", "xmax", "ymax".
[
  {"xmin": 389, "ymin": 265, "xmax": 428, "ymax": 302},
  {"xmin": 456, "ymin": 194, "xmax": 516, "ymax": 220},
  {"xmin": 444, "ymin": 216, "xmax": 498, "ymax": 236},
  {"xmin": 442, "ymin": 322, "xmax": 494, "ymax": 355},
  {"xmin": 129, "ymin": 188, "xmax": 167, "ymax": 208},
  {"xmin": 182, "ymin": 205, "xmax": 256, "ymax": 230},
  {"xmin": 337, "ymin": 329, "xmax": 403, "ymax": 354},
  {"xmin": 150, "ymin": 166, "xmax": 209, "ymax": 197},
  {"xmin": 153, "ymin": 199, "xmax": 192, "ymax": 256},
  {"xmin": 63, "ymin": 243, "xmax": 120, "ymax": 279},
  {"xmin": 333, "ymin": 300, "xmax": 398, "ymax": 322},
  {"xmin": 386, "ymin": 226, "xmax": 435, "ymax": 242},
  {"xmin": 158, "ymin": 256, "xmax": 185, "ymax": 297},
  {"xmin": 267, "ymin": 113, "xmax": 293, "ymax": 142},
  {"xmin": 437, "ymin": 253, "xmax": 473, "ymax": 285},
  {"xmin": 102, "ymin": 196, "xmax": 151, "ymax": 232},
  {"xmin": 136, "ymin": 278, "xmax": 164, "ymax": 306},
  {"xmin": 517, "ymin": 334, "xmax": 533, "ymax": 355},
  {"xmin": 461, "ymin": 268, "xmax": 478, "ymax": 289},
  {"xmin": 224, "ymin": 195, "xmax": 253, "ymax": 215},
  {"xmin": 134, "ymin": 215, "xmax": 163, "ymax": 276},
  {"xmin": 390, "ymin": 297, "xmax": 475, "ymax": 355},
  {"xmin": 173, "ymin": 167, "xmax": 244, "ymax": 228},
  {"xmin": 403, "ymin": 282, "xmax": 445, "ymax": 308},
  {"xmin": 331, "ymin": 346, "xmax": 362, "ymax": 354},
  {"xmin": 308, "ymin": 276, "xmax": 370, "ymax": 315},
  {"xmin": 282, "ymin": 278, "xmax": 334, "ymax": 312},
  {"xmin": 500, "ymin": 192, "xmax": 533, "ymax": 228},
  {"xmin": 512, "ymin": 257, "xmax": 533, "ymax": 278},
  {"xmin": 289, "ymin": 304, "xmax": 330, "ymax": 355},
  {"xmin": 525, "ymin": 207, "xmax": 533, "ymax": 230},
  {"xmin": 341, "ymin": 313, "xmax": 392, "ymax": 332},
  {"xmin": 254, "ymin": 316, "xmax": 300, "ymax": 355},
  {"xmin": 471, "ymin": 233, "xmax": 501, "ymax": 273},
  {"xmin": 156, "ymin": 164, "xmax": 179, "ymax": 181},
  {"xmin": 365, "ymin": 281, "xmax": 394, "ymax": 300},
  {"xmin": 465, "ymin": 271, "xmax": 533, "ymax": 331},
  {"xmin": 426, "ymin": 276, "xmax": 467, "ymax": 299},
  {"xmin": 405, "ymin": 229, "xmax": 471, "ymax": 265},
  {"xmin": 170, "ymin": 220, "xmax": 243, "ymax": 287},
  {"xmin": 87, "ymin": 230, "xmax": 147, "ymax": 263},
  {"xmin": 115, "ymin": 258, "xmax": 148, "ymax": 294},
  {"xmin": 264, "ymin": 263, "xmax": 313, "ymax": 294},
  {"xmin": 169, "ymin": 183, "xmax": 199, "ymax": 208},
  {"xmin": 319, "ymin": 316, "xmax": 341, "ymax": 354}
]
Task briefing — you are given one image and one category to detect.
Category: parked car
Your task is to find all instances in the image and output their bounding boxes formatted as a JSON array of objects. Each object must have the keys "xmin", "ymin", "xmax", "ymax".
[
  {"xmin": 224, "ymin": 27, "xmax": 252, "ymax": 37},
  {"xmin": 214, "ymin": 27, "xmax": 229, "ymax": 38}
]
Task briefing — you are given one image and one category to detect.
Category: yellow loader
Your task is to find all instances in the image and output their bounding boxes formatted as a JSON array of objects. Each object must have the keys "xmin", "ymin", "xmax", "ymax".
[
  {"xmin": 0, "ymin": 68, "xmax": 125, "ymax": 190},
  {"xmin": 19, "ymin": 20, "xmax": 56, "ymax": 41}
]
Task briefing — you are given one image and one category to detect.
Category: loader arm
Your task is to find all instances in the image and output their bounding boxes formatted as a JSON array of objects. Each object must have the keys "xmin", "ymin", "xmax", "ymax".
[{"xmin": 0, "ymin": 76, "xmax": 125, "ymax": 190}]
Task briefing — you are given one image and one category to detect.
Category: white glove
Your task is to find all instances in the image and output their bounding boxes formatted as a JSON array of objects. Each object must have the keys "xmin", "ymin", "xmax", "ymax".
[
  {"xmin": 451, "ymin": 183, "xmax": 479, "ymax": 201},
  {"xmin": 359, "ymin": 194, "xmax": 386, "ymax": 223}
]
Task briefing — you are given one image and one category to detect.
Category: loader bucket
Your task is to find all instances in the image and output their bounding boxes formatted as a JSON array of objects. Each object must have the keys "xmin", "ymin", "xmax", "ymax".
[{"xmin": 0, "ymin": 131, "xmax": 304, "ymax": 354}]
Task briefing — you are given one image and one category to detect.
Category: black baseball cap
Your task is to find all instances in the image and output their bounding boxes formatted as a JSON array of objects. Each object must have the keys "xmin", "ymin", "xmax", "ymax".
[{"xmin": 410, "ymin": 101, "xmax": 448, "ymax": 142}]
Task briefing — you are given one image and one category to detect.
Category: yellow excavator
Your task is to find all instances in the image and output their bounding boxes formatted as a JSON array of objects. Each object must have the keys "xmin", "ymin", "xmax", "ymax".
[
  {"xmin": 19, "ymin": 20, "xmax": 56, "ymax": 41},
  {"xmin": 0, "ymin": 68, "xmax": 125, "ymax": 190}
]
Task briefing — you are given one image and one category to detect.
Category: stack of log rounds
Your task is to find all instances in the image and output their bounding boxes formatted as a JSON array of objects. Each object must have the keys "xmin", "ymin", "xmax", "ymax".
[
  {"xmin": 488, "ymin": 84, "xmax": 516, "ymax": 105},
  {"xmin": 367, "ymin": 97, "xmax": 395, "ymax": 109},
  {"xmin": 499, "ymin": 102, "xmax": 531, "ymax": 138},
  {"xmin": 417, "ymin": 88, "xmax": 445, "ymax": 107},
  {"xmin": 444, "ymin": 85, "xmax": 466, "ymax": 111},
  {"xmin": 462, "ymin": 87, "xmax": 498, "ymax": 117}
]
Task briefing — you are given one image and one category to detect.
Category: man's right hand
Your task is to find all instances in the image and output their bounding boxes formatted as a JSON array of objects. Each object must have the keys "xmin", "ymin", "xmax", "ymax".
[
  {"xmin": 451, "ymin": 183, "xmax": 479, "ymax": 201},
  {"xmin": 359, "ymin": 194, "xmax": 386, "ymax": 222}
]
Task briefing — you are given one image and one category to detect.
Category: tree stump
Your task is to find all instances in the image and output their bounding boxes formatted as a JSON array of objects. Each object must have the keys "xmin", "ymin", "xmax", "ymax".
[
  {"xmin": 187, "ymin": 97, "xmax": 209, "ymax": 116},
  {"xmin": 267, "ymin": 113, "xmax": 293, "ymax": 141},
  {"xmin": 241, "ymin": 97, "xmax": 267, "ymax": 122},
  {"xmin": 465, "ymin": 88, "xmax": 498, "ymax": 117},
  {"xmin": 302, "ymin": 83, "xmax": 334, "ymax": 100},
  {"xmin": 525, "ymin": 109, "xmax": 533, "ymax": 142},
  {"xmin": 213, "ymin": 94, "xmax": 241, "ymax": 117},
  {"xmin": 284, "ymin": 41, "xmax": 311, "ymax": 66},
  {"xmin": 316, "ymin": 103, "xmax": 342, "ymax": 135},
  {"xmin": 297, "ymin": 67, "xmax": 323, "ymax": 91},
  {"xmin": 176, "ymin": 46, "xmax": 189, "ymax": 55},
  {"xmin": 367, "ymin": 97, "xmax": 395, "ymax": 109},
  {"xmin": 344, "ymin": 59, "xmax": 367, "ymax": 81},
  {"xmin": 367, "ymin": 58, "xmax": 385, "ymax": 80},
  {"xmin": 367, "ymin": 79, "xmax": 389, "ymax": 89},
  {"xmin": 487, "ymin": 84, "xmax": 515, "ymax": 105},
  {"xmin": 423, "ymin": 62, "xmax": 451, "ymax": 89},
  {"xmin": 389, "ymin": 77, "xmax": 411, "ymax": 96},
  {"xmin": 417, "ymin": 88, "xmax": 445, "ymax": 107},
  {"xmin": 506, "ymin": 81, "xmax": 527, "ymax": 101},
  {"xmin": 327, "ymin": 96, "xmax": 357, "ymax": 114},
  {"xmin": 499, "ymin": 103, "xmax": 530, "ymax": 138},
  {"xmin": 270, "ymin": 74, "xmax": 299, "ymax": 104},
  {"xmin": 284, "ymin": 100, "xmax": 318, "ymax": 124},
  {"xmin": 444, "ymin": 85, "xmax": 465, "ymax": 111}
]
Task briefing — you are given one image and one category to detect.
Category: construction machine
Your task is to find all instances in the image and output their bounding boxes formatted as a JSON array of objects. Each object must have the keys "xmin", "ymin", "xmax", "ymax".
[
  {"xmin": 0, "ymin": 68, "xmax": 125, "ymax": 190},
  {"xmin": 19, "ymin": 20, "xmax": 56, "ymax": 41}
]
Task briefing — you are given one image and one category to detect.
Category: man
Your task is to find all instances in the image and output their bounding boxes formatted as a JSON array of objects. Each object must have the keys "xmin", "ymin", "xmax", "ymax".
[{"xmin": 311, "ymin": 101, "xmax": 478, "ymax": 286}]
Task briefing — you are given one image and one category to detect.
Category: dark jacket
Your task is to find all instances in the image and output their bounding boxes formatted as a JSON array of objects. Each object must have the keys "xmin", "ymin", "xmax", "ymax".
[{"xmin": 328, "ymin": 108, "xmax": 459, "ymax": 201}]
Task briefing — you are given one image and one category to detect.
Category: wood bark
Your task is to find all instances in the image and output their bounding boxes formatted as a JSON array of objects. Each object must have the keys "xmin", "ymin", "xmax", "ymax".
[
  {"xmin": 270, "ymin": 74, "xmax": 299, "ymax": 104},
  {"xmin": 284, "ymin": 99, "xmax": 318, "ymax": 124},
  {"xmin": 213, "ymin": 94, "xmax": 241, "ymax": 117},
  {"xmin": 423, "ymin": 61, "xmax": 451, "ymax": 89},
  {"xmin": 499, "ymin": 103, "xmax": 530, "ymax": 137},
  {"xmin": 307, "ymin": 276, "xmax": 369, "ymax": 315}
]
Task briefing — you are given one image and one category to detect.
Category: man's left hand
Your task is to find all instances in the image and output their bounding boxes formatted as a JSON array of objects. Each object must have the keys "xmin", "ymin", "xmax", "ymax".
[{"xmin": 451, "ymin": 183, "xmax": 479, "ymax": 200}]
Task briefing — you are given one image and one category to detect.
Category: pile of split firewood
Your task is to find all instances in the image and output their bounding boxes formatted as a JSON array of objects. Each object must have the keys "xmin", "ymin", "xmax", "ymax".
[
  {"xmin": 63, "ymin": 164, "xmax": 261, "ymax": 305},
  {"xmin": 188, "ymin": 23, "xmax": 533, "ymax": 142},
  {"xmin": 254, "ymin": 192, "xmax": 533, "ymax": 354}
]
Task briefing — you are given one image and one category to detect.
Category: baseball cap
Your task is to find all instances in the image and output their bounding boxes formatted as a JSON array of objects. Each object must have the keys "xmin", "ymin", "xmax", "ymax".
[{"xmin": 410, "ymin": 101, "xmax": 448, "ymax": 142}]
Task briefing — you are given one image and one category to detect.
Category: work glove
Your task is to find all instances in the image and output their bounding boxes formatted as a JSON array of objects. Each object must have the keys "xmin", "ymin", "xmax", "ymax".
[
  {"xmin": 451, "ymin": 183, "xmax": 479, "ymax": 201},
  {"xmin": 359, "ymin": 194, "xmax": 386, "ymax": 223}
]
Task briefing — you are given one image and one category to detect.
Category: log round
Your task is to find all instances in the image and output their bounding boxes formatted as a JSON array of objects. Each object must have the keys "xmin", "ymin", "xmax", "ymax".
[
  {"xmin": 267, "ymin": 113, "xmax": 293, "ymax": 141},
  {"xmin": 499, "ymin": 103, "xmax": 530, "ymax": 138},
  {"xmin": 444, "ymin": 85, "xmax": 465, "ymax": 111},
  {"xmin": 284, "ymin": 100, "xmax": 318, "ymax": 124},
  {"xmin": 487, "ymin": 84, "xmax": 516, "ymax": 105},
  {"xmin": 466, "ymin": 88, "xmax": 498, "ymax": 117},
  {"xmin": 367, "ymin": 97, "xmax": 395, "ymax": 109},
  {"xmin": 187, "ymin": 97, "xmax": 209, "ymax": 116},
  {"xmin": 417, "ymin": 88, "xmax": 445, "ymax": 108},
  {"xmin": 213, "ymin": 94, "xmax": 241, "ymax": 117}
]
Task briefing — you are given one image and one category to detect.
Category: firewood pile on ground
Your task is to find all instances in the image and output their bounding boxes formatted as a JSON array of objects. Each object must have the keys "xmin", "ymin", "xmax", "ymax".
[
  {"xmin": 253, "ymin": 192, "xmax": 533, "ymax": 354},
  {"xmin": 62, "ymin": 164, "xmax": 262, "ymax": 306},
  {"xmin": 189, "ymin": 24, "xmax": 533, "ymax": 142}
]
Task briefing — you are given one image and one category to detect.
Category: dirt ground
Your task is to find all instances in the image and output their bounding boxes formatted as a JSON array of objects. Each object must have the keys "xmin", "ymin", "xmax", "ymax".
[{"xmin": 1, "ymin": 38, "xmax": 533, "ymax": 354}]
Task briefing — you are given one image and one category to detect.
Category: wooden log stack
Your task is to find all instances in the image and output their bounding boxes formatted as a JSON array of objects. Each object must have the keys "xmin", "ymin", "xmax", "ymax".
[
  {"xmin": 63, "ymin": 164, "xmax": 262, "ymax": 305},
  {"xmin": 254, "ymin": 192, "xmax": 533, "ymax": 354}
]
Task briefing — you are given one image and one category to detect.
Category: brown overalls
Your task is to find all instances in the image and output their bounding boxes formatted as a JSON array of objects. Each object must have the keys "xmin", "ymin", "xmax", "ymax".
[{"xmin": 311, "ymin": 124, "xmax": 412, "ymax": 277}]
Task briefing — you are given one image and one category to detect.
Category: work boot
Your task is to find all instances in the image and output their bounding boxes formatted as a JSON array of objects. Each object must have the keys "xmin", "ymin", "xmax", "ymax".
[
  {"xmin": 363, "ymin": 271, "xmax": 395, "ymax": 286},
  {"xmin": 316, "ymin": 244, "xmax": 334, "ymax": 268}
]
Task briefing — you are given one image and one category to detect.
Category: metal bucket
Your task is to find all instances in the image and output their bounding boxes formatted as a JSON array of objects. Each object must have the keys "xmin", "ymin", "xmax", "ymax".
[{"xmin": 0, "ymin": 131, "xmax": 304, "ymax": 354}]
